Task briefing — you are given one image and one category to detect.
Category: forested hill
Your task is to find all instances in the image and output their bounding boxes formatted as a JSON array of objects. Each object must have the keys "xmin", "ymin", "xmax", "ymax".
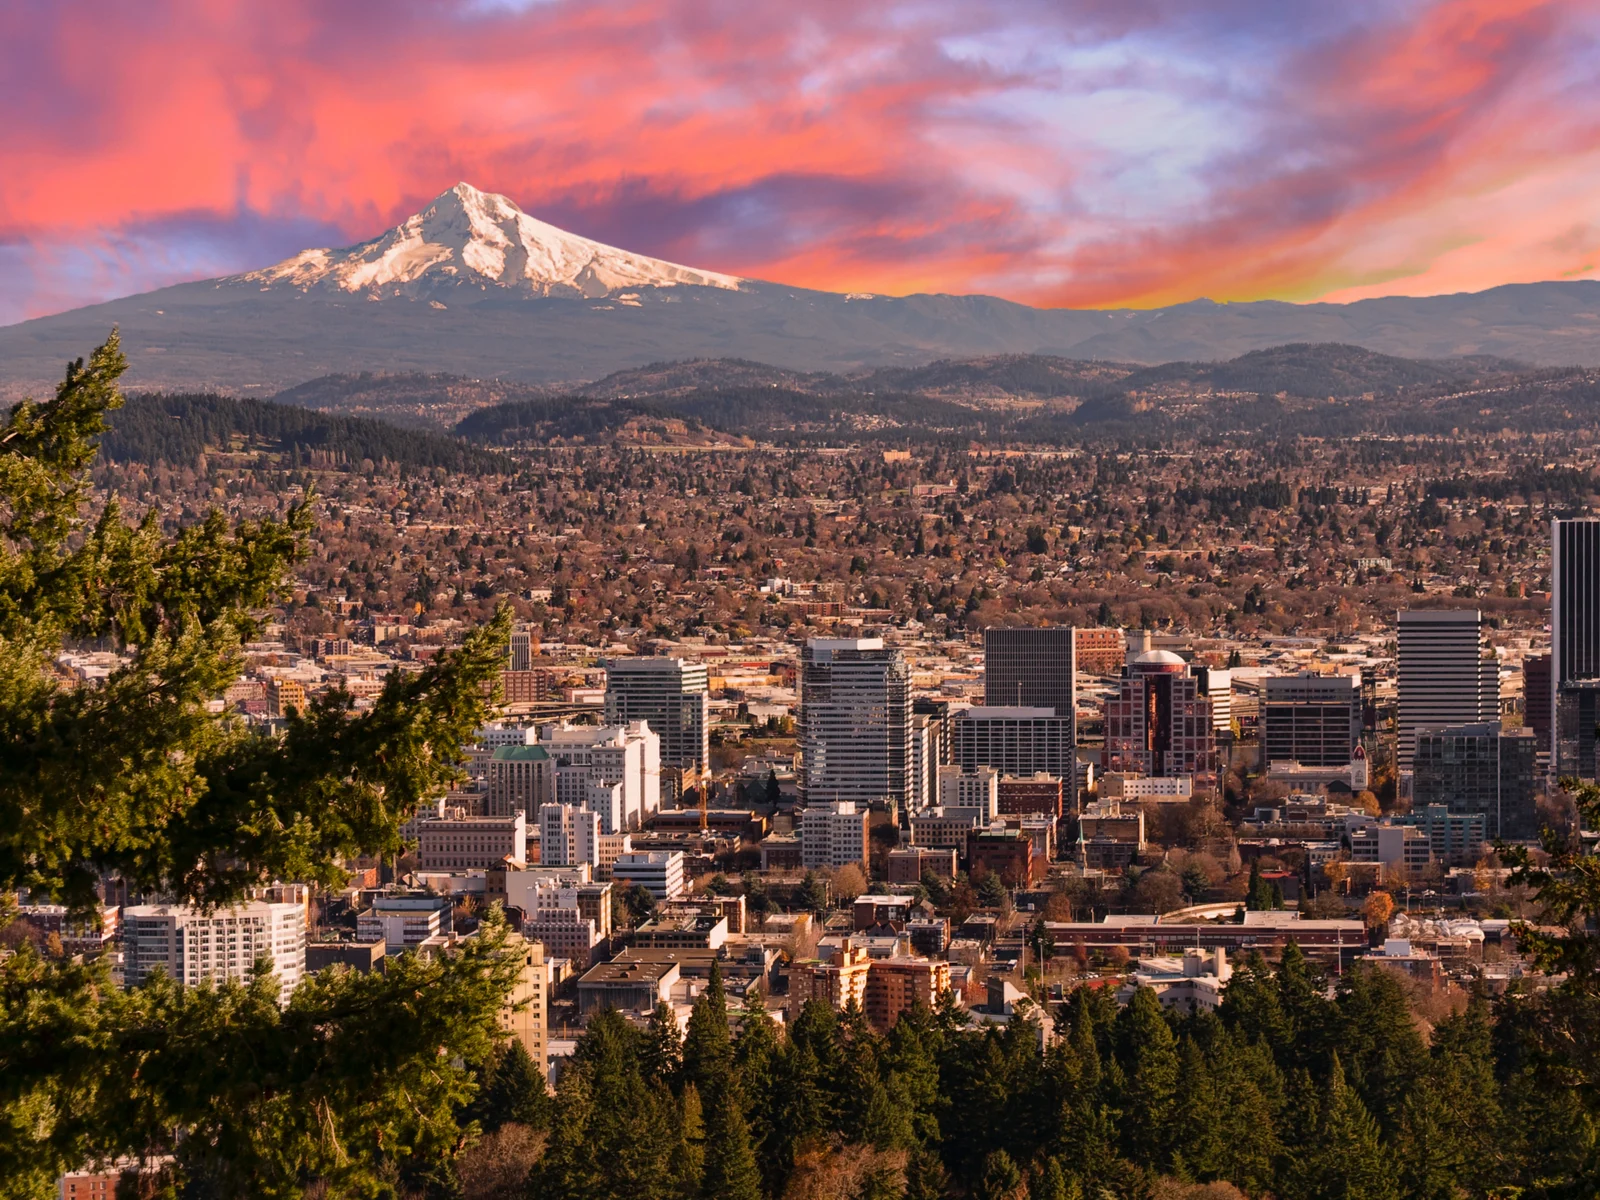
[{"xmin": 98, "ymin": 392, "xmax": 507, "ymax": 473}]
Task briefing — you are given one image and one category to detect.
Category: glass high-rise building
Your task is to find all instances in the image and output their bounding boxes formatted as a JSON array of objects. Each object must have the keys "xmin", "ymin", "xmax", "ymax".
[
  {"xmin": 799, "ymin": 638, "xmax": 911, "ymax": 807},
  {"xmin": 983, "ymin": 626, "xmax": 1076, "ymax": 715},
  {"xmin": 1553, "ymin": 519, "xmax": 1600, "ymax": 777},
  {"xmin": 603, "ymin": 657, "xmax": 710, "ymax": 777}
]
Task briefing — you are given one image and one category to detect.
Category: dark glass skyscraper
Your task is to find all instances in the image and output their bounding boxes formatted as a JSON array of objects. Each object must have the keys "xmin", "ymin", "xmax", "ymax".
[
  {"xmin": 983, "ymin": 626, "xmax": 1076, "ymax": 716},
  {"xmin": 1553, "ymin": 518, "xmax": 1600, "ymax": 777}
]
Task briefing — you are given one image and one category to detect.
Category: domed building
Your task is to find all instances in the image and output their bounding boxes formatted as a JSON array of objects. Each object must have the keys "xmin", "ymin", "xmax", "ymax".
[{"xmin": 1102, "ymin": 649, "xmax": 1217, "ymax": 779}]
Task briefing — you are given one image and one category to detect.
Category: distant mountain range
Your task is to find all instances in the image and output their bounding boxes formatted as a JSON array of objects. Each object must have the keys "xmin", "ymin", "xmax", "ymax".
[{"xmin": 3, "ymin": 182, "xmax": 1600, "ymax": 396}]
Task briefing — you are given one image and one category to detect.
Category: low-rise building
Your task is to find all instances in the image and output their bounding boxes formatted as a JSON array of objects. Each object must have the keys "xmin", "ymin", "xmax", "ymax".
[
  {"xmin": 997, "ymin": 773, "xmax": 1063, "ymax": 819},
  {"xmin": 416, "ymin": 812, "xmax": 526, "ymax": 871},
  {"xmin": 886, "ymin": 845, "xmax": 958, "ymax": 883},
  {"xmin": 908, "ymin": 806, "xmax": 983, "ymax": 851},
  {"xmin": 613, "ymin": 850, "xmax": 687, "ymax": 901},
  {"xmin": 788, "ymin": 937, "xmax": 871, "ymax": 1019},
  {"xmin": 631, "ymin": 913, "xmax": 729, "ymax": 950},
  {"xmin": 864, "ymin": 956, "xmax": 951, "ymax": 1032}
]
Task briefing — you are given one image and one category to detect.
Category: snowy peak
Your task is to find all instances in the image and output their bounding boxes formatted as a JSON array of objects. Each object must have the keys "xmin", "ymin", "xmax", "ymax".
[{"xmin": 241, "ymin": 182, "xmax": 743, "ymax": 299}]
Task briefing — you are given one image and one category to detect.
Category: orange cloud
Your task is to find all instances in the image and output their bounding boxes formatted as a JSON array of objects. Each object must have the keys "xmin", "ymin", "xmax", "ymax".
[{"xmin": 0, "ymin": 0, "xmax": 1595, "ymax": 321}]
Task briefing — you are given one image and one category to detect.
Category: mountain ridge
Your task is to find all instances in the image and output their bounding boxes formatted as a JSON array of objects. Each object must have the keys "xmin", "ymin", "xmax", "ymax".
[{"xmin": 2, "ymin": 182, "xmax": 1598, "ymax": 395}]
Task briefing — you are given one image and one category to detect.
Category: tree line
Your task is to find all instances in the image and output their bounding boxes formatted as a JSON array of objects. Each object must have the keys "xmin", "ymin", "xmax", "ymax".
[{"xmin": 515, "ymin": 939, "xmax": 1597, "ymax": 1200}]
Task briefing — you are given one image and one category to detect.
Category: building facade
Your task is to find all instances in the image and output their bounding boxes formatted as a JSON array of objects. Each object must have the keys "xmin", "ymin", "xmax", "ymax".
[
  {"xmin": 538, "ymin": 803, "xmax": 603, "ymax": 867},
  {"xmin": 487, "ymin": 745, "xmax": 552, "ymax": 817},
  {"xmin": 416, "ymin": 813, "xmax": 526, "ymax": 870},
  {"xmin": 1102, "ymin": 651, "xmax": 1216, "ymax": 778},
  {"xmin": 1396, "ymin": 609, "xmax": 1498, "ymax": 772},
  {"xmin": 542, "ymin": 721, "xmax": 662, "ymax": 832},
  {"xmin": 603, "ymin": 656, "xmax": 711, "ymax": 784},
  {"xmin": 798, "ymin": 638, "xmax": 912, "ymax": 807},
  {"xmin": 1412, "ymin": 723, "xmax": 1539, "ymax": 839},
  {"xmin": 1263, "ymin": 673, "xmax": 1362, "ymax": 767},
  {"xmin": 1074, "ymin": 627, "xmax": 1126, "ymax": 677},
  {"xmin": 124, "ymin": 900, "xmax": 306, "ymax": 1003},
  {"xmin": 1554, "ymin": 519, "xmax": 1600, "ymax": 777},
  {"xmin": 984, "ymin": 626, "xmax": 1076, "ymax": 714},
  {"xmin": 799, "ymin": 799, "xmax": 871, "ymax": 870},
  {"xmin": 950, "ymin": 707, "xmax": 1075, "ymax": 780},
  {"xmin": 936, "ymin": 765, "xmax": 1000, "ymax": 818},
  {"xmin": 612, "ymin": 850, "xmax": 687, "ymax": 901}
]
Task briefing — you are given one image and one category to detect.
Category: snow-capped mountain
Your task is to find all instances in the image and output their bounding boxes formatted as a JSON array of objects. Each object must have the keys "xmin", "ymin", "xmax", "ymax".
[{"xmin": 238, "ymin": 182, "xmax": 743, "ymax": 299}]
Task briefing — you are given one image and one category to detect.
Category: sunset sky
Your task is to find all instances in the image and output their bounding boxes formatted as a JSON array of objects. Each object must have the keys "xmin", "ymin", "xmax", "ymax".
[{"xmin": 1, "ymin": 0, "xmax": 1597, "ymax": 325}]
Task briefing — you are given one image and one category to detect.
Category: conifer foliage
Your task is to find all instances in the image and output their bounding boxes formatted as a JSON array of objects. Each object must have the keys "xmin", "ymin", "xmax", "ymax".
[{"xmin": 0, "ymin": 336, "xmax": 520, "ymax": 1197}]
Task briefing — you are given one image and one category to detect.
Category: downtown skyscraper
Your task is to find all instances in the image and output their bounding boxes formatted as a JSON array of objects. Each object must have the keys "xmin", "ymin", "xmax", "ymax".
[
  {"xmin": 1396, "ymin": 609, "xmax": 1499, "ymax": 773},
  {"xmin": 1553, "ymin": 518, "xmax": 1600, "ymax": 777},
  {"xmin": 798, "ymin": 638, "xmax": 912, "ymax": 808}
]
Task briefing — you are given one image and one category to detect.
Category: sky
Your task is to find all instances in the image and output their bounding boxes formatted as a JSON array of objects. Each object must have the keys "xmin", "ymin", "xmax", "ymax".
[{"xmin": 1, "ymin": 0, "xmax": 1597, "ymax": 325}]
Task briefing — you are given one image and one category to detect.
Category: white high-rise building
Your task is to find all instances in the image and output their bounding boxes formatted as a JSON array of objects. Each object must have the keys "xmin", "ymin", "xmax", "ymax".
[
  {"xmin": 799, "ymin": 638, "xmax": 911, "ymax": 807},
  {"xmin": 936, "ymin": 765, "xmax": 1000, "ymax": 819},
  {"xmin": 799, "ymin": 800, "xmax": 871, "ymax": 870},
  {"xmin": 124, "ymin": 900, "xmax": 306, "ymax": 1004},
  {"xmin": 539, "ymin": 803, "xmax": 603, "ymax": 867},
  {"xmin": 1396, "ymin": 609, "xmax": 1499, "ymax": 771},
  {"xmin": 541, "ymin": 722, "xmax": 661, "ymax": 832},
  {"xmin": 603, "ymin": 657, "xmax": 710, "ymax": 780}
]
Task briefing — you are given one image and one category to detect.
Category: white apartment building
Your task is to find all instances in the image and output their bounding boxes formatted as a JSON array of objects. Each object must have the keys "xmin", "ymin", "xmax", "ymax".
[
  {"xmin": 541, "ymin": 721, "xmax": 661, "ymax": 832},
  {"xmin": 475, "ymin": 723, "xmax": 539, "ymax": 749},
  {"xmin": 612, "ymin": 850, "xmax": 687, "ymax": 901},
  {"xmin": 800, "ymin": 800, "xmax": 871, "ymax": 870},
  {"xmin": 124, "ymin": 900, "xmax": 306, "ymax": 1003},
  {"xmin": 416, "ymin": 812, "xmax": 526, "ymax": 870},
  {"xmin": 539, "ymin": 803, "xmax": 602, "ymax": 868},
  {"xmin": 936, "ymin": 765, "xmax": 999, "ymax": 819}
]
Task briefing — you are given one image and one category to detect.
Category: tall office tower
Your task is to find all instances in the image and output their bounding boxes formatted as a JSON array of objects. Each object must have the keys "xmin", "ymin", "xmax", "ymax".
[
  {"xmin": 603, "ymin": 657, "xmax": 710, "ymax": 779},
  {"xmin": 984, "ymin": 626, "xmax": 1076, "ymax": 715},
  {"xmin": 950, "ymin": 707, "xmax": 1076, "ymax": 780},
  {"xmin": 1554, "ymin": 519, "xmax": 1600, "ymax": 777},
  {"xmin": 1396, "ymin": 610, "xmax": 1499, "ymax": 772},
  {"xmin": 798, "ymin": 638, "xmax": 912, "ymax": 807},
  {"xmin": 1102, "ymin": 651, "xmax": 1215, "ymax": 778},
  {"xmin": 1263, "ymin": 673, "xmax": 1363, "ymax": 766},
  {"xmin": 1524, "ymin": 653, "xmax": 1553, "ymax": 760},
  {"xmin": 509, "ymin": 628, "xmax": 538, "ymax": 673}
]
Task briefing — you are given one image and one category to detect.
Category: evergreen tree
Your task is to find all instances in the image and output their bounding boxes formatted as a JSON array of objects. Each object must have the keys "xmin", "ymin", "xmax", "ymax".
[
  {"xmin": 1300, "ymin": 1055, "xmax": 1397, "ymax": 1200},
  {"xmin": 1114, "ymin": 988, "xmax": 1179, "ymax": 1169},
  {"xmin": 641, "ymin": 999, "xmax": 684, "ymax": 1089},
  {"xmin": 669, "ymin": 1083, "xmax": 706, "ymax": 1200},
  {"xmin": 1028, "ymin": 1157, "xmax": 1081, "ymax": 1200},
  {"xmin": 975, "ymin": 1149, "xmax": 1024, "ymax": 1200},
  {"xmin": 0, "ymin": 335, "xmax": 520, "ymax": 1196},
  {"xmin": 904, "ymin": 1148, "xmax": 952, "ymax": 1200},
  {"xmin": 682, "ymin": 960, "xmax": 732, "ymax": 1093},
  {"xmin": 469, "ymin": 1038, "xmax": 552, "ymax": 1133},
  {"xmin": 702, "ymin": 1076, "xmax": 762, "ymax": 1200}
]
